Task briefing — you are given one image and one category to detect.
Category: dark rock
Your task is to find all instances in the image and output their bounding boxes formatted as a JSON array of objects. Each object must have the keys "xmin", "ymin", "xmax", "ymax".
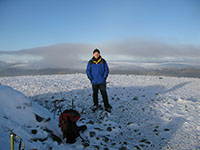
[
  {"xmin": 82, "ymin": 142, "xmax": 90, "ymax": 148},
  {"xmin": 31, "ymin": 129, "xmax": 37, "ymax": 134},
  {"xmin": 134, "ymin": 145, "xmax": 142, "ymax": 150},
  {"xmin": 30, "ymin": 137, "xmax": 48, "ymax": 142},
  {"xmin": 107, "ymin": 127, "xmax": 112, "ymax": 132},
  {"xmin": 87, "ymin": 120, "xmax": 94, "ymax": 125},
  {"xmin": 94, "ymin": 145, "xmax": 100, "ymax": 149},
  {"xmin": 164, "ymin": 128, "xmax": 170, "ymax": 131},
  {"xmin": 119, "ymin": 146, "xmax": 127, "ymax": 150},
  {"xmin": 45, "ymin": 118, "xmax": 51, "ymax": 122},
  {"xmin": 89, "ymin": 131, "xmax": 96, "ymax": 137},
  {"xmin": 3, "ymin": 116, "xmax": 8, "ymax": 119},
  {"xmin": 103, "ymin": 136, "xmax": 109, "ymax": 142},
  {"xmin": 139, "ymin": 139, "xmax": 151, "ymax": 144},
  {"xmin": 35, "ymin": 114, "xmax": 44, "ymax": 122},
  {"xmin": 94, "ymin": 127, "xmax": 103, "ymax": 131}
]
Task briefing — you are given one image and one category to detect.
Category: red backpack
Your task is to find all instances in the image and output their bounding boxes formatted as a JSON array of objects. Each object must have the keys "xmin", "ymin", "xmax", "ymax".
[{"xmin": 59, "ymin": 109, "xmax": 80, "ymax": 131}]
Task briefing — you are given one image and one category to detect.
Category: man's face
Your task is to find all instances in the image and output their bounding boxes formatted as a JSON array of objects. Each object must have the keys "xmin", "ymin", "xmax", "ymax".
[{"xmin": 93, "ymin": 52, "xmax": 100, "ymax": 59}]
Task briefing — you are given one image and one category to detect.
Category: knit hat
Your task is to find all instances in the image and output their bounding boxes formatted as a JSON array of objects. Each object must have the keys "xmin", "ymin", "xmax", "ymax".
[{"xmin": 93, "ymin": 49, "xmax": 100, "ymax": 54}]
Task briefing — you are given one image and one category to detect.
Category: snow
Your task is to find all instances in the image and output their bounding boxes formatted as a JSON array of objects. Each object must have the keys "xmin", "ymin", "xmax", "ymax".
[
  {"xmin": 0, "ymin": 84, "xmax": 62, "ymax": 150},
  {"xmin": 0, "ymin": 74, "xmax": 200, "ymax": 150}
]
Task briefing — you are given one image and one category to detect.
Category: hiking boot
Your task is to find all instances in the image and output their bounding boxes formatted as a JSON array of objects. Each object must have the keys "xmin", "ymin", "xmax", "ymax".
[
  {"xmin": 105, "ymin": 104, "xmax": 112, "ymax": 112},
  {"xmin": 105, "ymin": 104, "xmax": 112, "ymax": 109}
]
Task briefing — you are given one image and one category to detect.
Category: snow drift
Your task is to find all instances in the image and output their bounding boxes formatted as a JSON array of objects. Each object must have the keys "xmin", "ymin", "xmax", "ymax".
[{"xmin": 0, "ymin": 84, "xmax": 62, "ymax": 150}]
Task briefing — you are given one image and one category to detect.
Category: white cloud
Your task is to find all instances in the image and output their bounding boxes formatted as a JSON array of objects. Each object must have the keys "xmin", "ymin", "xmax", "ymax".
[
  {"xmin": 0, "ymin": 54, "xmax": 42, "ymax": 63},
  {"xmin": 99, "ymin": 39, "xmax": 200, "ymax": 60},
  {"xmin": 0, "ymin": 40, "xmax": 200, "ymax": 69}
]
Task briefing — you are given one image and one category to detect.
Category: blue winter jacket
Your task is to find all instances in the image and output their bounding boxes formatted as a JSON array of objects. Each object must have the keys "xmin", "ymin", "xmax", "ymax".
[{"xmin": 86, "ymin": 56, "xmax": 109, "ymax": 84}]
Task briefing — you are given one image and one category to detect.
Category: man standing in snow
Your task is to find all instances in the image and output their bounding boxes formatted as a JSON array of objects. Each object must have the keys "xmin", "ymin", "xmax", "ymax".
[{"xmin": 86, "ymin": 49, "xmax": 112, "ymax": 112}]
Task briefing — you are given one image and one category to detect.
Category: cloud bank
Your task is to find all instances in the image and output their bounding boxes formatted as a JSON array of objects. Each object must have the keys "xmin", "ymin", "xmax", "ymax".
[
  {"xmin": 0, "ymin": 39, "xmax": 200, "ymax": 69},
  {"xmin": 100, "ymin": 40, "xmax": 200, "ymax": 61}
]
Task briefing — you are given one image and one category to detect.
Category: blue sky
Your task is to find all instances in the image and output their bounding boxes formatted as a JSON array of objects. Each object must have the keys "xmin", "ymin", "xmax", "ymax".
[{"xmin": 0, "ymin": 0, "xmax": 200, "ymax": 51}]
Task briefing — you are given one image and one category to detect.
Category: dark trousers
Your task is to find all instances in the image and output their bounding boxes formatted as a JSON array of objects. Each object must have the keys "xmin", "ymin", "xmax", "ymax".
[{"xmin": 92, "ymin": 83, "xmax": 110, "ymax": 108}]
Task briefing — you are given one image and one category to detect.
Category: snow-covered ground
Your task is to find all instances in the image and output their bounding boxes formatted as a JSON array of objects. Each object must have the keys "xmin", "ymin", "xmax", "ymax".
[{"xmin": 0, "ymin": 74, "xmax": 200, "ymax": 150}]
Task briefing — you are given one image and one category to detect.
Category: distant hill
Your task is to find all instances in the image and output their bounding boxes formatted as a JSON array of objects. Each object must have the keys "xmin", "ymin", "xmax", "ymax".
[{"xmin": 0, "ymin": 66, "xmax": 200, "ymax": 78}]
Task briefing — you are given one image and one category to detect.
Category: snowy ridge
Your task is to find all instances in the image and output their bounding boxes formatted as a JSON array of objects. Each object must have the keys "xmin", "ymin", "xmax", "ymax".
[{"xmin": 0, "ymin": 74, "xmax": 200, "ymax": 150}]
